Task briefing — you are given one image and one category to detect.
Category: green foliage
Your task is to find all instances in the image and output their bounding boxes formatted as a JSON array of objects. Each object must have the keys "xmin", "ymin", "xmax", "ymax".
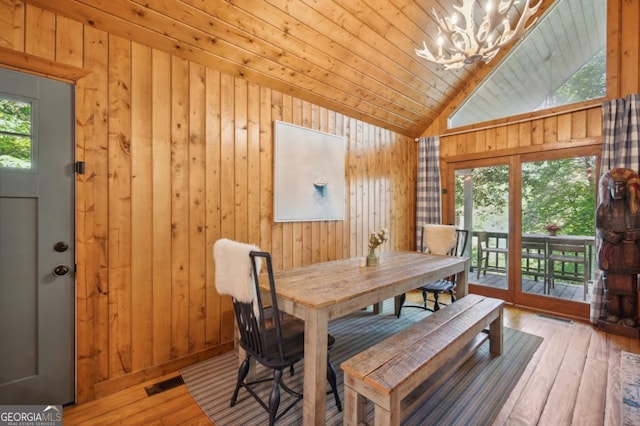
[
  {"xmin": 0, "ymin": 99, "xmax": 31, "ymax": 134},
  {"xmin": 522, "ymin": 158, "xmax": 595, "ymax": 236},
  {"xmin": 0, "ymin": 98, "xmax": 31, "ymax": 168},
  {"xmin": 0, "ymin": 135, "xmax": 30, "ymax": 158},
  {"xmin": 455, "ymin": 165, "xmax": 510, "ymax": 232},
  {"xmin": 555, "ymin": 49, "xmax": 606, "ymax": 105},
  {"xmin": 0, "ymin": 154, "xmax": 30, "ymax": 168},
  {"xmin": 455, "ymin": 157, "xmax": 596, "ymax": 237}
]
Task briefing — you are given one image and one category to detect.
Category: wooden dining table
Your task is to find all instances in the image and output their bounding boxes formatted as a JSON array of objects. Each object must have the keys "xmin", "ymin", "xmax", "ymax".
[{"xmin": 263, "ymin": 250, "xmax": 469, "ymax": 425}]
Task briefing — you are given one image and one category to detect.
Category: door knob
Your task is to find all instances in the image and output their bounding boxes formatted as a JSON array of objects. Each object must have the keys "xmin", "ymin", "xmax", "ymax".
[
  {"xmin": 53, "ymin": 265, "xmax": 70, "ymax": 276},
  {"xmin": 54, "ymin": 242, "xmax": 69, "ymax": 252}
]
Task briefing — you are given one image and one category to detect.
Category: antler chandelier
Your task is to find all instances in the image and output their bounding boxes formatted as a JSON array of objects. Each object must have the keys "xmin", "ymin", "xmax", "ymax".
[{"xmin": 416, "ymin": 0, "xmax": 541, "ymax": 70}]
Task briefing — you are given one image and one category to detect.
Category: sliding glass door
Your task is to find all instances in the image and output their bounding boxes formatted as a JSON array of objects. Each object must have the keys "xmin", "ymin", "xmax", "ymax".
[
  {"xmin": 456, "ymin": 165, "xmax": 510, "ymax": 294},
  {"xmin": 452, "ymin": 146, "xmax": 600, "ymax": 318},
  {"xmin": 520, "ymin": 156, "xmax": 597, "ymax": 302}
]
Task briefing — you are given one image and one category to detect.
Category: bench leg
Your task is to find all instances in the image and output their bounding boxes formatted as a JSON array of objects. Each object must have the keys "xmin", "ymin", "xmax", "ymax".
[
  {"xmin": 374, "ymin": 400, "xmax": 400, "ymax": 426},
  {"xmin": 489, "ymin": 307, "xmax": 504, "ymax": 355},
  {"xmin": 343, "ymin": 383, "xmax": 366, "ymax": 426}
]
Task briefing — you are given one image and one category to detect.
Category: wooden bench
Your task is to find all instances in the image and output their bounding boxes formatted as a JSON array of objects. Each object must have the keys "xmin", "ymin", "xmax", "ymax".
[{"xmin": 341, "ymin": 294, "xmax": 504, "ymax": 426}]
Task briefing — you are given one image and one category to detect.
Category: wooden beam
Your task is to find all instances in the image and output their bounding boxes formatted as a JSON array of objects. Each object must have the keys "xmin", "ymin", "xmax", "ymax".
[{"xmin": 0, "ymin": 45, "xmax": 89, "ymax": 82}]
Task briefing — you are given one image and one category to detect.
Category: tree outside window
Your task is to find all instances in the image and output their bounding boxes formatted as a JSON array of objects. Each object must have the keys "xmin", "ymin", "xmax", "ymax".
[{"xmin": 0, "ymin": 98, "xmax": 32, "ymax": 169}]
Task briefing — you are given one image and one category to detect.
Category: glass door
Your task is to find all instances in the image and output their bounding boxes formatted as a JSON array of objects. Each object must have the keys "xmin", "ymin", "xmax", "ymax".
[
  {"xmin": 455, "ymin": 163, "xmax": 510, "ymax": 298},
  {"xmin": 451, "ymin": 146, "xmax": 599, "ymax": 318},
  {"xmin": 520, "ymin": 156, "xmax": 597, "ymax": 303}
]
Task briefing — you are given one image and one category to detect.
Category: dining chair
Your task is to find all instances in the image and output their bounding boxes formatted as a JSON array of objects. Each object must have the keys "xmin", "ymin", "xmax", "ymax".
[
  {"xmin": 213, "ymin": 239, "xmax": 341, "ymax": 425},
  {"xmin": 546, "ymin": 238, "xmax": 589, "ymax": 300},
  {"xmin": 476, "ymin": 231, "xmax": 508, "ymax": 278},
  {"xmin": 396, "ymin": 225, "xmax": 468, "ymax": 317}
]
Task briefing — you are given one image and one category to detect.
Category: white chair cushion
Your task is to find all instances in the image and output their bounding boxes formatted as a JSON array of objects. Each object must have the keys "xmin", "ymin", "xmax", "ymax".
[{"xmin": 422, "ymin": 224, "xmax": 457, "ymax": 255}]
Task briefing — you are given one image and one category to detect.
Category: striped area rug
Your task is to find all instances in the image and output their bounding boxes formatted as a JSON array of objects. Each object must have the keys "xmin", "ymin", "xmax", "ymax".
[
  {"xmin": 181, "ymin": 299, "xmax": 542, "ymax": 425},
  {"xmin": 621, "ymin": 351, "xmax": 640, "ymax": 426}
]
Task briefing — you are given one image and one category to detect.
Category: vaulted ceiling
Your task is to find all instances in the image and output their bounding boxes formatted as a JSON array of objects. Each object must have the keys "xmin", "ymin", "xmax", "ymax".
[{"xmin": 28, "ymin": 0, "xmax": 557, "ymax": 137}]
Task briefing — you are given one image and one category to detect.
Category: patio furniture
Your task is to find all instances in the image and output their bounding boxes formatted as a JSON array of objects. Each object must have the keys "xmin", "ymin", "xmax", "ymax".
[
  {"xmin": 521, "ymin": 236, "xmax": 547, "ymax": 282},
  {"xmin": 546, "ymin": 238, "xmax": 590, "ymax": 300},
  {"xmin": 476, "ymin": 231, "xmax": 508, "ymax": 278}
]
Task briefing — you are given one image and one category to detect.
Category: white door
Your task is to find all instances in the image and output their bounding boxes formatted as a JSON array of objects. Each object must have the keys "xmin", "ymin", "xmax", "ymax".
[{"xmin": 0, "ymin": 68, "xmax": 74, "ymax": 404}]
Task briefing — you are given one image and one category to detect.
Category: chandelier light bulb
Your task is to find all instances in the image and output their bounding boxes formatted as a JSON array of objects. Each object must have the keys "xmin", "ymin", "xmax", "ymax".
[{"xmin": 415, "ymin": 0, "xmax": 541, "ymax": 70}]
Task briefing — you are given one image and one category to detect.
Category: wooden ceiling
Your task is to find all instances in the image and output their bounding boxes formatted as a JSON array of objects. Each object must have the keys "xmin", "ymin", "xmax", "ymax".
[{"xmin": 26, "ymin": 0, "xmax": 553, "ymax": 137}]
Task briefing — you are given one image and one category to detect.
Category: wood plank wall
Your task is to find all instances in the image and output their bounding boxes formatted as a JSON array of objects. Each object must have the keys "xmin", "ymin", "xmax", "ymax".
[{"xmin": 0, "ymin": 0, "xmax": 417, "ymax": 402}]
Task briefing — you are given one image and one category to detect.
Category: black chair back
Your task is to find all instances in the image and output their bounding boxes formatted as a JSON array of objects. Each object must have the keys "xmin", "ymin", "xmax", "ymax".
[
  {"xmin": 450, "ymin": 229, "xmax": 469, "ymax": 257},
  {"xmin": 232, "ymin": 251, "xmax": 301, "ymax": 366}
]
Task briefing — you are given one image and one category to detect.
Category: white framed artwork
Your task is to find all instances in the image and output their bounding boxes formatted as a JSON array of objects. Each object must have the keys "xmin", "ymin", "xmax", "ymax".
[{"xmin": 273, "ymin": 121, "xmax": 345, "ymax": 222}]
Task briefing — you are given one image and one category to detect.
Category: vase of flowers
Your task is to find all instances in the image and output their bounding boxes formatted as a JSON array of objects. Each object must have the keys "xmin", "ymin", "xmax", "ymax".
[
  {"xmin": 545, "ymin": 224, "xmax": 561, "ymax": 236},
  {"xmin": 367, "ymin": 228, "xmax": 389, "ymax": 266}
]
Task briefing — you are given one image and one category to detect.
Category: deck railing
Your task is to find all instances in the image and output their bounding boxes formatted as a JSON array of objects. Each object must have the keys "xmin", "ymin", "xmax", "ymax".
[{"xmin": 470, "ymin": 231, "xmax": 595, "ymax": 285}]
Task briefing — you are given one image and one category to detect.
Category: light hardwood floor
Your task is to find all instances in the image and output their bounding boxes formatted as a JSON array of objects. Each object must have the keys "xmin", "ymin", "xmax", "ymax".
[{"xmin": 63, "ymin": 293, "xmax": 640, "ymax": 425}]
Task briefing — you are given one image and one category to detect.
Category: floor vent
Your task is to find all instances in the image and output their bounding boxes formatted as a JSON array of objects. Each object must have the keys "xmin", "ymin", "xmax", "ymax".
[
  {"xmin": 145, "ymin": 375, "xmax": 185, "ymax": 396},
  {"xmin": 537, "ymin": 313, "xmax": 573, "ymax": 324}
]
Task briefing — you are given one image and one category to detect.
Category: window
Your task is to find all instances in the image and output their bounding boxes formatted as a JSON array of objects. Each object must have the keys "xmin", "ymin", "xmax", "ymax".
[
  {"xmin": 449, "ymin": 0, "xmax": 606, "ymax": 129},
  {"xmin": 0, "ymin": 98, "xmax": 33, "ymax": 169},
  {"xmin": 520, "ymin": 157, "xmax": 596, "ymax": 302},
  {"xmin": 451, "ymin": 146, "xmax": 600, "ymax": 318},
  {"xmin": 455, "ymin": 165, "xmax": 510, "ymax": 291}
]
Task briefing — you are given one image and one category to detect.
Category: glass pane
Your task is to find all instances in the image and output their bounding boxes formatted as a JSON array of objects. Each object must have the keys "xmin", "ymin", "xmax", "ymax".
[
  {"xmin": 0, "ymin": 98, "xmax": 32, "ymax": 169},
  {"xmin": 456, "ymin": 165, "xmax": 510, "ymax": 289},
  {"xmin": 0, "ymin": 135, "xmax": 31, "ymax": 168},
  {"xmin": 0, "ymin": 99, "xmax": 31, "ymax": 134},
  {"xmin": 520, "ymin": 157, "xmax": 597, "ymax": 302},
  {"xmin": 448, "ymin": 0, "xmax": 606, "ymax": 129}
]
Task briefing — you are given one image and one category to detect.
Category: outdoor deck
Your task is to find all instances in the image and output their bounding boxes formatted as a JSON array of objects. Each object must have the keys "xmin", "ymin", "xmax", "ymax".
[{"xmin": 473, "ymin": 271, "xmax": 592, "ymax": 303}]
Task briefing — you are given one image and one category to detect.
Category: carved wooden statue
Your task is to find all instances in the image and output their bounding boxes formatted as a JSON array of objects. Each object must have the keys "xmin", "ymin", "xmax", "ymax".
[{"xmin": 596, "ymin": 168, "xmax": 640, "ymax": 332}]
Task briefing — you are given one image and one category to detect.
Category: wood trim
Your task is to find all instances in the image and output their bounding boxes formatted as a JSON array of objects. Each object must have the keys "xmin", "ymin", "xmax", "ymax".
[
  {"xmin": 0, "ymin": 45, "xmax": 88, "ymax": 82},
  {"xmin": 439, "ymin": 101, "xmax": 604, "ymax": 138},
  {"xmin": 606, "ymin": 0, "xmax": 622, "ymax": 99},
  {"xmin": 92, "ymin": 342, "xmax": 233, "ymax": 399},
  {"xmin": 441, "ymin": 136, "xmax": 603, "ymax": 164}
]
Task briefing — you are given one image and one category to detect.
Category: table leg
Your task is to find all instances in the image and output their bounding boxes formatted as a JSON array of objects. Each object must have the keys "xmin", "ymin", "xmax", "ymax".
[
  {"xmin": 489, "ymin": 307, "xmax": 504, "ymax": 355},
  {"xmin": 303, "ymin": 309, "xmax": 328, "ymax": 426},
  {"xmin": 394, "ymin": 294, "xmax": 403, "ymax": 317},
  {"xmin": 456, "ymin": 260, "xmax": 469, "ymax": 298}
]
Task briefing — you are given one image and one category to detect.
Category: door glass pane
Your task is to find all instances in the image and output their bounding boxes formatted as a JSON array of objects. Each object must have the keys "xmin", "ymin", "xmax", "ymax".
[
  {"xmin": 521, "ymin": 157, "xmax": 596, "ymax": 302},
  {"xmin": 456, "ymin": 165, "xmax": 510, "ymax": 289},
  {"xmin": 0, "ymin": 98, "xmax": 32, "ymax": 169}
]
